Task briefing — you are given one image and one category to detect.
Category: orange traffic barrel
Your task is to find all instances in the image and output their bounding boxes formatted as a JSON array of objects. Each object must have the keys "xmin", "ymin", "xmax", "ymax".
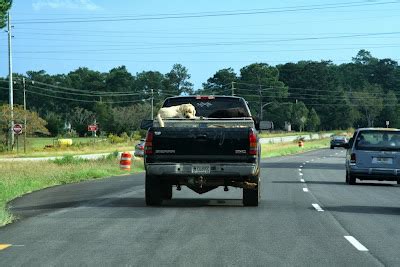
[{"xmin": 120, "ymin": 152, "xmax": 132, "ymax": 170}]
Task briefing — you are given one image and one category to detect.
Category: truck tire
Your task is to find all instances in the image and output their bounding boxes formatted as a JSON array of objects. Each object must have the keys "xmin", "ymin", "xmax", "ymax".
[
  {"xmin": 161, "ymin": 182, "xmax": 173, "ymax": 200},
  {"xmin": 243, "ymin": 177, "xmax": 260, "ymax": 207},
  {"xmin": 145, "ymin": 174, "xmax": 162, "ymax": 206}
]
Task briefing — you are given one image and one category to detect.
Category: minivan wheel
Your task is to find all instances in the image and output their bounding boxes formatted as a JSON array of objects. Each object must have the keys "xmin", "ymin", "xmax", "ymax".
[{"xmin": 348, "ymin": 173, "xmax": 356, "ymax": 185}]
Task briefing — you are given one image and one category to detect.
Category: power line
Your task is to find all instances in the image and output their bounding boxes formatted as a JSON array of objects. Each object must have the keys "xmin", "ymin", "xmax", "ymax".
[{"xmin": 12, "ymin": 1, "xmax": 399, "ymax": 24}]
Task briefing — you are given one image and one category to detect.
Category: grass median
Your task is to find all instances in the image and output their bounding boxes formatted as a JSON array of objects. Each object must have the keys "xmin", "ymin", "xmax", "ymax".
[
  {"xmin": 0, "ymin": 154, "xmax": 144, "ymax": 226},
  {"xmin": 261, "ymin": 138, "xmax": 330, "ymax": 158}
]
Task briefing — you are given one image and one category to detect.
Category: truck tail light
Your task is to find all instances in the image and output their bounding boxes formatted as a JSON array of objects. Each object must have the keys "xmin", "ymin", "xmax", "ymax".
[
  {"xmin": 350, "ymin": 153, "xmax": 356, "ymax": 164},
  {"xmin": 249, "ymin": 129, "xmax": 257, "ymax": 155},
  {"xmin": 145, "ymin": 131, "xmax": 154, "ymax": 155}
]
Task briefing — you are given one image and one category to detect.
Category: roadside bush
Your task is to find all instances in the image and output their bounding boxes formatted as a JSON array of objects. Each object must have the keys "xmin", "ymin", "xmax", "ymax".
[
  {"xmin": 107, "ymin": 134, "xmax": 125, "ymax": 144},
  {"xmin": 53, "ymin": 155, "xmax": 89, "ymax": 165}
]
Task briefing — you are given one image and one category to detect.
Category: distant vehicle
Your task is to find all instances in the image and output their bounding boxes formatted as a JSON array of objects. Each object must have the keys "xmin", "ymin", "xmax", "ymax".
[
  {"xmin": 134, "ymin": 139, "xmax": 145, "ymax": 157},
  {"xmin": 330, "ymin": 135, "xmax": 348, "ymax": 149},
  {"xmin": 345, "ymin": 128, "xmax": 400, "ymax": 185}
]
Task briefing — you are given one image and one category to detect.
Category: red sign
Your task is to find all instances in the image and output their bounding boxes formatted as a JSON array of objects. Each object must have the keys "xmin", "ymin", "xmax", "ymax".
[
  {"xmin": 13, "ymin": 124, "xmax": 23, "ymax": 134},
  {"xmin": 88, "ymin": 125, "xmax": 97, "ymax": 131}
]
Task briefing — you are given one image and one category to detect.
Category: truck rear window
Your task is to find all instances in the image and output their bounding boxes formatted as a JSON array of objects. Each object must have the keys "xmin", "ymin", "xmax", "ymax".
[
  {"xmin": 162, "ymin": 97, "xmax": 251, "ymax": 118},
  {"xmin": 355, "ymin": 130, "xmax": 400, "ymax": 151}
]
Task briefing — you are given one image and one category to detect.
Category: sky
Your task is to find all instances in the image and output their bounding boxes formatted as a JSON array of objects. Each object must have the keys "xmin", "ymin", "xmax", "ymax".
[{"xmin": 1, "ymin": 0, "xmax": 400, "ymax": 89}]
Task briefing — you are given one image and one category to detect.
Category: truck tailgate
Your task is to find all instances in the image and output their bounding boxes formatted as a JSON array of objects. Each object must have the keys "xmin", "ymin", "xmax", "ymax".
[{"xmin": 149, "ymin": 127, "xmax": 251, "ymax": 162}]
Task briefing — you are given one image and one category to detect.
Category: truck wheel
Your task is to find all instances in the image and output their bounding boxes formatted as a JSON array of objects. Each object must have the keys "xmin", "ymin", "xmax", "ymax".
[
  {"xmin": 161, "ymin": 182, "xmax": 173, "ymax": 200},
  {"xmin": 243, "ymin": 178, "xmax": 260, "ymax": 207},
  {"xmin": 330, "ymin": 145, "xmax": 334, "ymax": 149},
  {"xmin": 145, "ymin": 174, "xmax": 162, "ymax": 206}
]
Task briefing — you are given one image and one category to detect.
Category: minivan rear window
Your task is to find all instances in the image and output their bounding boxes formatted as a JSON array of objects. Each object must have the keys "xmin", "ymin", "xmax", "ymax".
[{"xmin": 355, "ymin": 131, "xmax": 400, "ymax": 151}]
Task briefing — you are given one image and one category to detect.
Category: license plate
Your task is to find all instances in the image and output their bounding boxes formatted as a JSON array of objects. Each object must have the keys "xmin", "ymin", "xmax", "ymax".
[
  {"xmin": 192, "ymin": 165, "xmax": 210, "ymax": 174},
  {"xmin": 372, "ymin": 157, "xmax": 393, "ymax": 164}
]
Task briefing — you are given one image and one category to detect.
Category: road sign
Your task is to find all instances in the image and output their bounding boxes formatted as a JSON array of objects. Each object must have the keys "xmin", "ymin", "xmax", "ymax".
[
  {"xmin": 13, "ymin": 124, "xmax": 23, "ymax": 135},
  {"xmin": 88, "ymin": 124, "xmax": 97, "ymax": 132},
  {"xmin": 386, "ymin": 121, "xmax": 390, "ymax": 127}
]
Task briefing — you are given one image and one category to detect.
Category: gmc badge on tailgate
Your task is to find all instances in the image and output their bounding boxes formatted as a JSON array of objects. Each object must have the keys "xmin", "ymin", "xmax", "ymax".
[{"xmin": 235, "ymin": 150, "xmax": 247, "ymax": 154}]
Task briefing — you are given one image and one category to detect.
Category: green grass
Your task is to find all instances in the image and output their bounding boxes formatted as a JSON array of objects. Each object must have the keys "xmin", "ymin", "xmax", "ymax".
[
  {"xmin": 261, "ymin": 138, "xmax": 330, "ymax": 158},
  {"xmin": 258, "ymin": 130, "xmax": 349, "ymax": 138},
  {"xmin": 0, "ymin": 137, "xmax": 138, "ymax": 158},
  {"xmin": 0, "ymin": 155, "xmax": 144, "ymax": 226}
]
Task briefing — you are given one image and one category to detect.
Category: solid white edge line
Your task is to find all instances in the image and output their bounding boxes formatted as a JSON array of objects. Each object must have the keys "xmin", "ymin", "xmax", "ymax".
[
  {"xmin": 303, "ymin": 188, "xmax": 309, "ymax": 192},
  {"xmin": 312, "ymin": 203, "xmax": 324, "ymax": 212},
  {"xmin": 344, "ymin": 236, "xmax": 369, "ymax": 251},
  {"xmin": 300, "ymin": 179, "xmax": 305, "ymax": 183}
]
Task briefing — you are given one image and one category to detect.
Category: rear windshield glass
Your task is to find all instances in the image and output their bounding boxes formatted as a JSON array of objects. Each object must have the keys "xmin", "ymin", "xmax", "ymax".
[
  {"xmin": 162, "ymin": 97, "xmax": 251, "ymax": 118},
  {"xmin": 355, "ymin": 130, "xmax": 400, "ymax": 151}
]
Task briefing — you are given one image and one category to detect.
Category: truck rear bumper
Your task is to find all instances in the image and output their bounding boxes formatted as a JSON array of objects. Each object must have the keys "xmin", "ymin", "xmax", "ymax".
[{"xmin": 146, "ymin": 163, "xmax": 258, "ymax": 177}]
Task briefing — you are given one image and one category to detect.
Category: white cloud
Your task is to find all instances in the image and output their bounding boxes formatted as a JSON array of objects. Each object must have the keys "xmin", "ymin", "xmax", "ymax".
[{"xmin": 32, "ymin": 0, "xmax": 101, "ymax": 11}]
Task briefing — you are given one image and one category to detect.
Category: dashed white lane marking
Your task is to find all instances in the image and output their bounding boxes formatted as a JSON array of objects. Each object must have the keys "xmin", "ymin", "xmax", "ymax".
[
  {"xmin": 300, "ymin": 165, "xmax": 303, "ymax": 168},
  {"xmin": 303, "ymin": 188, "xmax": 309, "ymax": 192},
  {"xmin": 300, "ymin": 179, "xmax": 305, "ymax": 183},
  {"xmin": 306, "ymin": 161, "xmax": 310, "ymax": 163},
  {"xmin": 299, "ymin": 168, "xmax": 302, "ymax": 172},
  {"xmin": 299, "ymin": 173, "xmax": 303, "ymax": 176},
  {"xmin": 312, "ymin": 203, "xmax": 324, "ymax": 212},
  {"xmin": 344, "ymin": 236, "xmax": 369, "ymax": 251}
]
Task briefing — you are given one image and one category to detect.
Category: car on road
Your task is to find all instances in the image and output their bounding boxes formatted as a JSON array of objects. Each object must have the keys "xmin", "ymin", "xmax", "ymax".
[
  {"xmin": 134, "ymin": 139, "xmax": 145, "ymax": 157},
  {"xmin": 330, "ymin": 135, "xmax": 348, "ymax": 149},
  {"xmin": 345, "ymin": 128, "xmax": 400, "ymax": 185}
]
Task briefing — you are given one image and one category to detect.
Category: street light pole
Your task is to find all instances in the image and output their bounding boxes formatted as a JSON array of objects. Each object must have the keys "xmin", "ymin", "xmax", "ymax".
[{"xmin": 7, "ymin": 12, "xmax": 14, "ymax": 151}]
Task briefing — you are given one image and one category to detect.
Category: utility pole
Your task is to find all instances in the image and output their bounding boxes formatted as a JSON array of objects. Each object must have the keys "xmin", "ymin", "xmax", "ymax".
[
  {"xmin": 7, "ymin": 12, "xmax": 14, "ymax": 151},
  {"xmin": 258, "ymin": 84, "xmax": 263, "ymax": 121},
  {"xmin": 231, "ymin": 81, "xmax": 235, "ymax": 96},
  {"xmin": 151, "ymin": 89, "xmax": 154, "ymax": 119},
  {"xmin": 23, "ymin": 77, "xmax": 27, "ymax": 153}
]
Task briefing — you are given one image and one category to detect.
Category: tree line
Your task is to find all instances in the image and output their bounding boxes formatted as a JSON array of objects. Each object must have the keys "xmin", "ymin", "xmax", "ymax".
[{"xmin": 1, "ymin": 50, "xmax": 399, "ymax": 138}]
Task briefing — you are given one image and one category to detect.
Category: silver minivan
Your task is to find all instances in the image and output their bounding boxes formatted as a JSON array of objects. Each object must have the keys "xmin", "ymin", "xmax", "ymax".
[{"xmin": 345, "ymin": 128, "xmax": 400, "ymax": 185}]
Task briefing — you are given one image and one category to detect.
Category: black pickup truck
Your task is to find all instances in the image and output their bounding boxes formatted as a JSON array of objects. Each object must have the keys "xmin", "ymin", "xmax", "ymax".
[{"xmin": 142, "ymin": 96, "xmax": 261, "ymax": 206}]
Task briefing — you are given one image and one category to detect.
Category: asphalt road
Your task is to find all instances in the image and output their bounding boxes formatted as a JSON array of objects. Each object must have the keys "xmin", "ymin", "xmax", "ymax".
[{"xmin": 1, "ymin": 149, "xmax": 399, "ymax": 266}]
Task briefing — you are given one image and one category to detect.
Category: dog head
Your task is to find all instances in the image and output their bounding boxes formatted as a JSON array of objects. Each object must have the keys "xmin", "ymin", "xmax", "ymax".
[{"xmin": 179, "ymin": 104, "xmax": 196, "ymax": 118}]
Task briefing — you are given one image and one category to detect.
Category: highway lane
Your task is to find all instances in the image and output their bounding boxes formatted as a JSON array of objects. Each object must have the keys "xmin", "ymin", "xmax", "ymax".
[{"xmin": 0, "ymin": 149, "xmax": 398, "ymax": 266}]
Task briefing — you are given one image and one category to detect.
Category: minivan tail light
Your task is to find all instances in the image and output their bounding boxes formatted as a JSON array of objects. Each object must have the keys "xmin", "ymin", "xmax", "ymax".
[
  {"xmin": 145, "ymin": 131, "xmax": 154, "ymax": 155},
  {"xmin": 350, "ymin": 153, "xmax": 356, "ymax": 164},
  {"xmin": 249, "ymin": 129, "xmax": 257, "ymax": 155}
]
